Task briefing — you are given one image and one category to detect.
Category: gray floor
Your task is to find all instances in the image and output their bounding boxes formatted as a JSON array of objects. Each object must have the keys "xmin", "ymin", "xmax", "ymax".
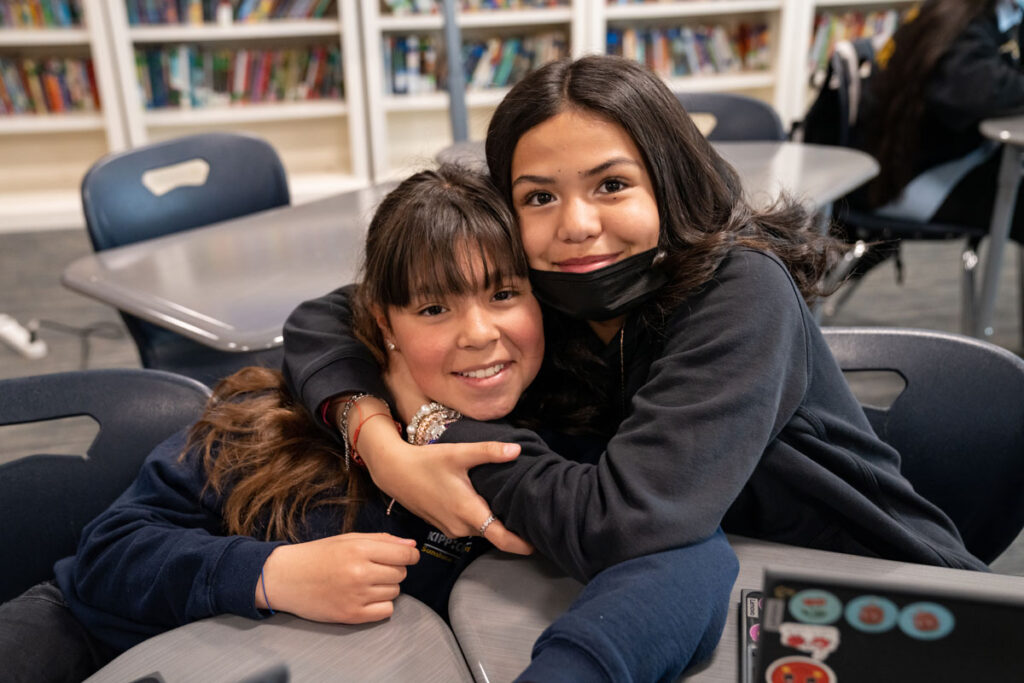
[{"xmin": 1, "ymin": 227, "xmax": 1022, "ymax": 574}]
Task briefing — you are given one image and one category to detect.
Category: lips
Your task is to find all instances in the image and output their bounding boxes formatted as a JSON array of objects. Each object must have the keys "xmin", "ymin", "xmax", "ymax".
[
  {"xmin": 455, "ymin": 363, "xmax": 507, "ymax": 379},
  {"xmin": 554, "ymin": 253, "xmax": 620, "ymax": 273}
]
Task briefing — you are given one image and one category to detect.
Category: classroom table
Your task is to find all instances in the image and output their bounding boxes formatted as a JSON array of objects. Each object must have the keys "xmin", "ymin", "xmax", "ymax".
[
  {"xmin": 976, "ymin": 115, "xmax": 1024, "ymax": 340},
  {"xmin": 84, "ymin": 536, "xmax": 1024, "ymax": 682},
  {"xmin": 62, "ymin": 142, "xmax": 878, "ymax": 351}
]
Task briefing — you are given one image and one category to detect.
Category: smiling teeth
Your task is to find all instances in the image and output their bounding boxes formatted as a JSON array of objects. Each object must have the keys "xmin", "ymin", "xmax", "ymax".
[{"xmin": 459, "ymin": 364, "xmax": 505, "ymax": 379}]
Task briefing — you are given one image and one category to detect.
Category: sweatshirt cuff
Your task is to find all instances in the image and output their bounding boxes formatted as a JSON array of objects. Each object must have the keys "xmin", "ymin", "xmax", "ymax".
[
  {"xmin": 211, "ymin": 537, "xmax": 286, "ymax": 619},
  {"xmin": 515, "ymin": 638, "xmax": 610, "ymax": 683},
  {"xmin": 300, "ymin": 357, "xmax": 389, "ymax": 429}
]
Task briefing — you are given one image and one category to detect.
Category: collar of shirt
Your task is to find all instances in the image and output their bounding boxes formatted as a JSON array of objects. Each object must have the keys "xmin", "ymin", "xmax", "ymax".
[{"xmin": 996, "ymin": 0, "xmax": 1023, "ymax": 34}]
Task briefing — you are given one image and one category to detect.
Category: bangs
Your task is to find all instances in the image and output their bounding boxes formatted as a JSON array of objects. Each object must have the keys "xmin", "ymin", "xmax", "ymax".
[{"xmin": 372, "ymin": 195, "xmax": 527, "ymax": 308}]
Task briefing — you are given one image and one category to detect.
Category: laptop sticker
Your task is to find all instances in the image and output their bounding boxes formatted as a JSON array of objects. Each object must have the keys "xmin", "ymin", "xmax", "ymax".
[
  {"xmin": 764, "ymin": 655, "xmax": 837, "ymax": 683},
  {"xmin": 778, "ymin": 623, "xmax": 841, "ymax": 660},
  {"xmin": 788, "ymin": 589, "xmax": 843, "ymax": 624},
  {"xmin": 844, "ymin": 595, "xmax": 899, "ymax": 633},
  {"xmin": 897, "ymin": 601, "xmax": 955, "ymax": 640}
]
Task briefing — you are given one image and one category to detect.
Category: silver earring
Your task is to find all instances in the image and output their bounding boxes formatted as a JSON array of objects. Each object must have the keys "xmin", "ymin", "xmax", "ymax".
[{"xmin": 386, "ymin": 341, "xmax": 396, "ymax": 351}]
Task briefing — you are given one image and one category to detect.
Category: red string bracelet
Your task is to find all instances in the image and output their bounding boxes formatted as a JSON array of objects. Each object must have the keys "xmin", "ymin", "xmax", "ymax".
[{"xmin": 350, "ymin": 412, "xmax": 399, "ymax": 466}]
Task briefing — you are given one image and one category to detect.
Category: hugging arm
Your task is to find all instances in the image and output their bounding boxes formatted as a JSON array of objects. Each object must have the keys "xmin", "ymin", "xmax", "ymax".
[{"xmin": 446, "ymin": 251, "xmax": 809, "ymax": 581}]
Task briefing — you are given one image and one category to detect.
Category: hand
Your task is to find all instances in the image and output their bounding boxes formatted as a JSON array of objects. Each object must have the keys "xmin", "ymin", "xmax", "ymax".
[
  {"xmin": 365, "ymin": 438, "xmax": 533, "ymax": 555},
  {"xmin": 257, "ymin": 533, "xmax": 419, "ymax": 623},
  {"xmin": 382, "ymin": 344, "xmax": 429, "ymax": 424}
]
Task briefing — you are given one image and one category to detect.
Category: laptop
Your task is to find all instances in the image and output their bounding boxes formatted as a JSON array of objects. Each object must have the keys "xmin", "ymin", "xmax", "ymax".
[{"xmin": 740, "ymin": 566, "xmax": 1024, "ymax": 682}]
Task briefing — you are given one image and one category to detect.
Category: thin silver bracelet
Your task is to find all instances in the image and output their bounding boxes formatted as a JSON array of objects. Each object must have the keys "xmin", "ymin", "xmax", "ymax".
[{"xmin": 337, "ymin": 393, "xmax": 375, "ymax": 470}]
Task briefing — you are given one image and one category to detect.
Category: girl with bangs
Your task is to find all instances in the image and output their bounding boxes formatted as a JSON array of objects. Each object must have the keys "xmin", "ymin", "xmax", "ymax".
[{"xmin": 3, "ymin": 164, "xmax": 738, "ymax": 683}]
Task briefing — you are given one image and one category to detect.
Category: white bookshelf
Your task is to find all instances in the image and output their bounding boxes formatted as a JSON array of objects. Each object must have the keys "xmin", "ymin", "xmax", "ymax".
[
  {"xmin": 363, "ymin": 1, "xmax": 588, "ymax": 182},
  {"xmin": 589, "ymin": 0, "xmax": 801, "ymax": 124},
  {"xmin": 104, "ymin": 0, "xmax": 371, "ymax": 206},
  {"xmin": 0, "ymin": 0, "xmax": 126, "ymax": 232}
]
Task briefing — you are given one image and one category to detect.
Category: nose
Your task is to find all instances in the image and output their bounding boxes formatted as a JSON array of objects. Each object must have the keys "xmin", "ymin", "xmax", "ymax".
[
  {"xmin": 456, "ymin": 304, "xmax": 501, "ymax": 349},
  {"xmin": 556, "ymin": 197, "xmax": 601, "ymax": 243}
]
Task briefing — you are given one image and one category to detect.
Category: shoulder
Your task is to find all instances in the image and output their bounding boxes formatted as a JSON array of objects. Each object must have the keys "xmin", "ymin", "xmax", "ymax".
[{"xmin": 704, "ymin": 247, "xmax": 803, "ymax": 307}]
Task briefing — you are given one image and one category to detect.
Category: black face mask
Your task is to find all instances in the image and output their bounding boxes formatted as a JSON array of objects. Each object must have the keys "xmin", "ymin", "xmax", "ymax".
[{"xmin": 529, "ymin": 247, "xmax": 668, "ymax": 321}]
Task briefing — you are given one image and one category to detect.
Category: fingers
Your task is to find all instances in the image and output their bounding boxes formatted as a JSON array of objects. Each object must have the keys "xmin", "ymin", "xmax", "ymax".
[
  {"xmin": 484, "ymin": 521, "xmax": 535, "ymax": 555},
  {"xmin": 452, "ymin": 441, "xmax": 520, "ymax": 468},
  {"xmin": 355, "ymin": 534, "xmax": 421, "ymax": 568}
]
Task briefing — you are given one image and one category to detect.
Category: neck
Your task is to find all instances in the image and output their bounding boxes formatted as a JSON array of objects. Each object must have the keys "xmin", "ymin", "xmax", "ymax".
[{"xmin": 588, "ymin": 316, "xmax": 625, "ymax": 344}]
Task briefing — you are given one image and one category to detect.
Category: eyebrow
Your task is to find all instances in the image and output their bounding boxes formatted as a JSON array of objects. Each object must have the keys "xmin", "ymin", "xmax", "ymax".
[{"xmin": 511, "ymin": 157, "xmax": 641, "ymax": 189}]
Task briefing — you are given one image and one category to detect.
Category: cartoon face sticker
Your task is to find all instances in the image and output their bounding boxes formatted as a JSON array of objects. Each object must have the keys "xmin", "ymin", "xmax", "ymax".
[
  {"xmin": 765, "ymin": 655, "xmax": 837, "ymax": 683},
  {"xmin": 845, "ymin": 595, "xmax": 899, "ymax": 633},
  {"xmin": 788, "ymin": 589, "xmax": 843, "ymax": 624},
  {"xmin": 778, "ymin": 623, "xmax": 840, "ymax": 660},
  {"xmin": 898, "ymin": 602, "xmax": 955, "ymax": 640}
]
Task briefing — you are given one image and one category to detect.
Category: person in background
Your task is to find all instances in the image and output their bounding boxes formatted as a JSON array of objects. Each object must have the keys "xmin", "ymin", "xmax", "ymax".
[{"xmin": 856, "ymin": 0, "xmax": 1024, "ymax": 241}]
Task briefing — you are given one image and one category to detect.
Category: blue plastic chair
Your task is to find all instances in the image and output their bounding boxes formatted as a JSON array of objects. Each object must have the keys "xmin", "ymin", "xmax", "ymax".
[
  {"xmin": 823, "ymin": 327, "xmax": 1024, "ymax": 564},
  {"xmin": 675, "ymin": 91, "xmax": 785, "ymax": 141},
  {"xmin": 0, "ymin": 369, "xmax": 210, "ymax": 603},
  {"xmin": 80, "ymin": 132, "xmax": 289, "ymax": 385}
]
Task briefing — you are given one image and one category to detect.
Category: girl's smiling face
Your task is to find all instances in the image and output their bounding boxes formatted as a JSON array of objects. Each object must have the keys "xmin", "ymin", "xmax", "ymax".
[
  {"xmin": 381, "ymin": 253, "xmax": 544, "ymax": 422},
  {"xmin": 509, "ymin": 109, "xmax": 661, "ymax": 274}
]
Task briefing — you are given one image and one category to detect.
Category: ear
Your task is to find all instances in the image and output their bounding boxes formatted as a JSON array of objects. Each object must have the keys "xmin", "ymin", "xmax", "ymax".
[{"xmin": 373, "ymin": 307, "xmax": 392, "ymax": 341}]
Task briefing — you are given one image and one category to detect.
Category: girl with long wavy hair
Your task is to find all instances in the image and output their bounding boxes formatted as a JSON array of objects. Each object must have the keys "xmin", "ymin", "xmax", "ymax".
[{"xmin": 283, "ymin": 55, "xmax": 985, "ymax": 587}]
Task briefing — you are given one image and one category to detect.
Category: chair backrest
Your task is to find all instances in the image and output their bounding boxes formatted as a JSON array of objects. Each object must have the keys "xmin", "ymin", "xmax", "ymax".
[
  {"xmin": 822, "ymin": 327, "xmax": 1024, "ymax": 564},
  {"xmin": 0, "ymin": 369, "xmax": 210, "ymax": 603},
  {"xmin": 79, "ymin": 132, "xmax": 290, "ymax": 377},
  {"xmin": 81, "ymin": 132, "xmax": 290, "ymax": 251},
  {"xmin": 675, "ymin": 91, "xmax": 785, "ymax": 141}
]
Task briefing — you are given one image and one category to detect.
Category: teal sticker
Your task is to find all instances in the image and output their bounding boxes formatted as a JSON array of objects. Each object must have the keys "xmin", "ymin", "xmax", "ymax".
[
  {"xmin": 898, "ymin": 602, "xmax": 955, "ymax": 640},
  {"xmin": 845, "ymin": 595, "xmax": 899, "ymax": 633},
  {"xmin": 788, "ymin": 589, "xmax": 842, "ymax": 624}
]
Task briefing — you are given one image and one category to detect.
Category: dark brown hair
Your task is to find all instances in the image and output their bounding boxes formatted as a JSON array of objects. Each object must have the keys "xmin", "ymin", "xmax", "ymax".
[
  {"xmin": 485, "ymin": 55, "xmax": 846, "ymax": 310},
  {"xmin": 184, "ymin": 164, "xmax": 524, "ymax": 541},
  {"xmin": 867, "ymin": 0, "xmax": 991, "ymax": 204}
]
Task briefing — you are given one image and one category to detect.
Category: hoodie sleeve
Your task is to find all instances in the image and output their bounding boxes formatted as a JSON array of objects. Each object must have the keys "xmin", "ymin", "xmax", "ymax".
[{"xmin": 55, "ymin": 430, "xmax": 284, "ymax": 651}]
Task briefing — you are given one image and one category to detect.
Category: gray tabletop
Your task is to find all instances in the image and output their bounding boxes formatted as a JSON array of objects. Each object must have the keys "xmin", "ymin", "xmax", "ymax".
[
  {"xmin": 979, "ymin": 114, "xmax": 1024, "ymax": 144},
  {"xmin": 449, "ymin": 536, "xmax": 1024, "ymax": 683},
  {"xmin": 86, "ymin": 594, "xmax": 473, "ymax": 683},
  {"xmin": 62, "ymin": 142, "xmax": 877, "ymax": 351}
]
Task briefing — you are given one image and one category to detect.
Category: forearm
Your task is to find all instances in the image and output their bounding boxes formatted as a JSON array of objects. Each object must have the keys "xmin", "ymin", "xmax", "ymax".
[{"xmin": 518, "ymin": 530, "xmax": 738, "ymax": 683}]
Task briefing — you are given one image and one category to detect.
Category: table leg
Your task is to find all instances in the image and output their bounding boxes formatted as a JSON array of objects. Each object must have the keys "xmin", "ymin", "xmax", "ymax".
[{"xmin": 973, "ymin": 144, "xmax": 1023, "ymax": 338}]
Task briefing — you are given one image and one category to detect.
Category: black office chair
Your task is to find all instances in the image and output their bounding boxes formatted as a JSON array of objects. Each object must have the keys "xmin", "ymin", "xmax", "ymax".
[
  {"xmin": 0, "ymin": 369, "xmax": 211, "ymax": 603},
  {"xmin": 822, "ymin": 326, "xmax": 1024, "ymax": 564},
  {"xmin": 80, "ymin": 132, "xmax": 290, "ymax": 385},
  {"xmin": 676, "ymin": 91, "xmax": 786, "ymax": 142},
  {"xmin": 805, "ymin": 39, "xmax": 989, "ymax": 325}
]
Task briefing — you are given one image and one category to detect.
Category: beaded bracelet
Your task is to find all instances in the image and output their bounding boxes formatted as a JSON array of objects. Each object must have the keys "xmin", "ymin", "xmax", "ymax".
[
  {"xmin": 406, "ymin": 401, "xmax": 461, "ymax": 446},
  {"xmin": 337, "ymin": 393, "xmax": 378, "ymax": 470}
]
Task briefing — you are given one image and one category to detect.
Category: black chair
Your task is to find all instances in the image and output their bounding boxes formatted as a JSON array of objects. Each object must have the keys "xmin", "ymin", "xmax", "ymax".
[
  {"xmin": 822, "ymin": 326, "xmax": 1024, "ymax": 564},
  {"xmin": 676, "ymin": 91, "xmax": 786, "ymax": 142},
  {"xmin": 0, "ymin": 369, "xmax": 211, "ymax": 603},
  {"xmin": 805, "ymin": 39, "xmax": 990, "ymax": 326},
  {"xmin": 80, "ymin": 132, "xmax": 289, "ymax": 385}
]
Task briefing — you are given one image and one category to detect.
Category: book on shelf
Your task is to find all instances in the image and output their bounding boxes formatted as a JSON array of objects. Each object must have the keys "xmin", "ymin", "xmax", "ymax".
[
  {"xmin": 608, "ymin": 22, "xmax": 770, "ymax": 78},
  {"xmin": 125, "ymin": 0, "xmax": 335, "ymax": 26},
  {"xmin": 382, "ymin": 30, "xmax": 566, "ymax": 95},
  {"xmin": 381, "ymin": 0, "xmax": 567, "ymax": 15},
  {"xmin": 133, "ymin": 43, "xmax": 342, "ymax": 109},
  {"xmin": 0, "ymin": 54, "xmax": 98, "ymax": 115},
  {"xmin": 0, "ymin": 0, "xmax": 82, "ymax": 28}
]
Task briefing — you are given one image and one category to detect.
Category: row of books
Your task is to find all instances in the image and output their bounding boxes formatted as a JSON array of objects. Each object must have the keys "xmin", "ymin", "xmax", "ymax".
[
  {"xmin": 382, "ymin": 31, "xmax": 567, "ymax": 95},
  {"xmin": 607, "ymin": 23, "xmax": 771, "ymax": 77},
  {"xmin": 0, "ymin": 55, "xmax": 99, "ymax": 115},
  {"xmin": 134, "ymin": 44, "xmax": 342, "ymax": 109},
  {"xmin": 807, "ymin": 9, "xmax": 902, "ymax": 77},
  {"xmin": 0, "ymin": 0, "xmax": 82, "ymax": 27},
  {"xmin": 126, "ymin": 0, "xmax": 334, "ymax": 25},
  {"xmin": 382, "ymin": 0, "xmax": 567, "ymax": 15}
]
